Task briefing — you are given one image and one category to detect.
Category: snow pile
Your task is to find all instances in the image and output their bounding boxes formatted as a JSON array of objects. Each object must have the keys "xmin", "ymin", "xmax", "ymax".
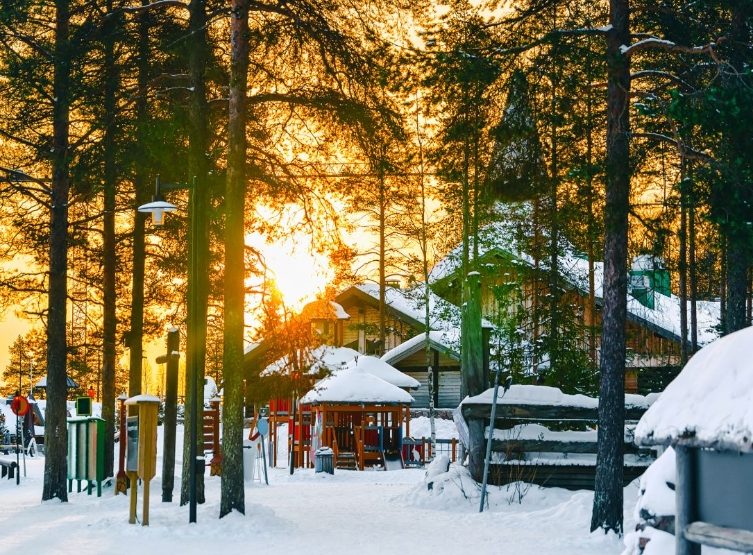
[
  {"xmin": 301, "ymin": 363, "xmax": 414, "ymax": 404},
  {"xmin": 343, "ymin": 355, "xmax": 420, "ymax": 389},
  {"xmin": 261, "ymin": 345, "xmax": 358, "ymax": 377},
  {"xmin": 407, "ymin": 416, "xmax": 460, "ymax": 440},
  {"xmin": 636, "ymin": 326, "xmax": 753, "ymax": 451},
  {"xmin": 622, "ymin": 447, "xmax": 738, "ymax": 555},
  {"xmin": 464, "ymin": 384, "xmax": 652, "ymax": 410}
]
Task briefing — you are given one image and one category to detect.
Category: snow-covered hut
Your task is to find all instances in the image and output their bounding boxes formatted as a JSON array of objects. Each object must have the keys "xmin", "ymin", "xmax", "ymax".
[
  {"xmin": 635, "ymin": 326, "xmax": 753, "ymax": 553},
  {"xmin": 301, "ymin": 365, "xmax": 414, "ymax": 470}
]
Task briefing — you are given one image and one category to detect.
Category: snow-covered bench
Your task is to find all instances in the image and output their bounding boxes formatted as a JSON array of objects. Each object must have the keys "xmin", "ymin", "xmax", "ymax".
[{"xmin": 461, "ymin": 385, "xmax": 657, "ymax": 490}]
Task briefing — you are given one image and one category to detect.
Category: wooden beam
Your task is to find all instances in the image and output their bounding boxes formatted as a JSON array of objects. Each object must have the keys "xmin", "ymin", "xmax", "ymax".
[
  {"xmin": 491, "ymin": 438, "xmax": 650, "ymax": 455},
  {"xmin": 462, "ymin": 403, "xmax": 647, "ymax": 422},
  {"xmin": 684, "ymin": 522, "xmax": 753, "ymax": 553}
]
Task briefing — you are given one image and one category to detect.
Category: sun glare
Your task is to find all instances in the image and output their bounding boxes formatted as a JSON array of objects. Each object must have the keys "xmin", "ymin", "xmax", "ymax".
[{"xmin": 250, "ymin": 233, "xmax": 332, "ymax": 310}]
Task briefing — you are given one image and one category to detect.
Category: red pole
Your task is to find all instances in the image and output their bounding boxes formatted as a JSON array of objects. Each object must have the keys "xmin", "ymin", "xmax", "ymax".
[{"xmin": 116, "ymin": 393, "xmax": 127, "ymax": 494}]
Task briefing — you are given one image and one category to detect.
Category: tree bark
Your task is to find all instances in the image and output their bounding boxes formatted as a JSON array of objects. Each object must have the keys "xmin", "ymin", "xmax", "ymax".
[
  {"xmin": 679, "ymin": 160, "xmax": 688, "ymax": 365},
  {"xmin": 181, "ymin": 0, "xmax": 210, "ymax": 507},
  {"xmin": 220, "ymin": 0, "xmax": 249, "ymax": 518},
  {"xmin": 101, "ymin": 0, "xmax": 119, "ymax": 478},
  {"xmin": 466, "ymin": 272, "xmax": 485, "ymax": 481},
  {"xmin": 129, "ymin": 0, "xmax": 150, "ymax": 403},
  {"xmin": 591, "ymin": 0, "xmax": 630, "ymax": 534},
  {"xmin": 42, "ymin": 0, "xmax": 71, "ymax": 503}
]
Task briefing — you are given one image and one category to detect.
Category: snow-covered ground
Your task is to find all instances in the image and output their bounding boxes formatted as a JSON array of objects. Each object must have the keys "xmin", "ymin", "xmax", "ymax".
[{"xmin": 0, "ymin": 421, "xmax": 640, "ymax": 555}]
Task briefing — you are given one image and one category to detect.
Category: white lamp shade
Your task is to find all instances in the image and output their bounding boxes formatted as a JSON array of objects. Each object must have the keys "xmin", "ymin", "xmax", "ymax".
[{"xmin": 138, "ymin": 200, "xmax": 178, "ymax": 226}]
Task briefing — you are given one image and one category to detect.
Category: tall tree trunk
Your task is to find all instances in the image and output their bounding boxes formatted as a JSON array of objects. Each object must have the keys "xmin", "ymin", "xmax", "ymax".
[
  {"xmin": 101, "ymin": 0, "xmax": 119, "ymax": 477},
  {"xmin": 591, "ymin": 0, "xmax": 630, "ymax": 534},
  {"xmin": 679, "ymin": 159, "xmax": 688, "ymax": 365},
  {"xmin": 129, "ymin": 0, "xmax": 150, "ymax": 402},
  {"xmin": 689, "ymin": 163, "xmax": 698, "ymax": 352},
  {"xmin": 181, "ymin": 0, "xmax": 210, "ymax": 506},
  {"xmin": 723, "ymin": 1, "xmax": 751, "ymax": 335},
  {"xmin": 43, "ymin": 0, "xmax": 71, "ymax": 502},
  {"xmin": 378, "ymin": 165, "xmax": 386, "ymax": 356},
  {"xmin": 549, "ymin": 51, "xmax": 559, "ymax": 375},
  {"xmin": 220, "ymin": 0, "xmax": 249, "ymax": 518}
]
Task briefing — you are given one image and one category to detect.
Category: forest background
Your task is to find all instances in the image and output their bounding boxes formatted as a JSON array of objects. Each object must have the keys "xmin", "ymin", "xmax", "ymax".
[{"xmin": 0, "ymin": 0, "xmax": 750, "ymax": 535}]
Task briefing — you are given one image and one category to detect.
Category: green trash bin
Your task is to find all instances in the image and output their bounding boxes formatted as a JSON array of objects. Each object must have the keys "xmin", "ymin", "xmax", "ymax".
[
  {"xmin": 315, "ymin": 447, "xmax": 334, "ymax": 474},
  {"xmin": 67, "ymin": 416, "xmax": 106, "ymax": 496}
]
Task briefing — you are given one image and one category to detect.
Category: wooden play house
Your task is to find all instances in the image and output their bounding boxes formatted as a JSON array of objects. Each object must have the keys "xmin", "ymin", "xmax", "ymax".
[{"xmin": 301, "ymin": 365, "xmax": 415, "ymax": 470}]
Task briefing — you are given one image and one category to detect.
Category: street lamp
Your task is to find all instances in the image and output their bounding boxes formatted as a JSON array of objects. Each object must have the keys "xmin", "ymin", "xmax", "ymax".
[{"xmin": 138, "ymin": 176, "xmax": 201, "ymax": 524}]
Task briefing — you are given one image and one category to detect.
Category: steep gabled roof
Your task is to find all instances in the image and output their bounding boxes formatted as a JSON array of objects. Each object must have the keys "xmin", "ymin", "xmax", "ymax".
[{"xmin": 381, "ymin": 331, "xmax": 460, "ymax": 365}]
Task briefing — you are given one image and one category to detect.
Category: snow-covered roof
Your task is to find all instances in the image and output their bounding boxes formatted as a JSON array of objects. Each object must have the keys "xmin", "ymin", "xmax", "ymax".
[
  {"xmin": 261, "ymin": 345, "xmax": 359, "ymax": 377},
  {"xmin": 429, "ymin": 204, "xmax": 720, "ymax": 346},
  {"xmin": 125, "ymin": 394, "xmax": 161, "ymax": 405},
  {"xmin": 463, "ymin": 384, "xmax": 653, "ymax": 410},
  {"xmin": 381, "ymin": 331, "xmax": 460, "ymax": 365},
  {"xmin": 349, "ymin": 283, "xmax": 494, "ymax": 332},
  {"xmin": 635, "ymin": 326, "xmax": 753, "ymax": 451},
  {"xmin": 301, "ymin": 364, "xmax": 414, "ymax": 405},
  {"xmin": 343, "ymin": 355, "xmax": 420, "ymax": 389}
]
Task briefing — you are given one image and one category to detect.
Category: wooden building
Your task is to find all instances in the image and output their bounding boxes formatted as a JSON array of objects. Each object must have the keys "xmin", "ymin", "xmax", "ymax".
[{"xmin": 429, "ymin": 219, "xmax": 721, "ymax": 394}]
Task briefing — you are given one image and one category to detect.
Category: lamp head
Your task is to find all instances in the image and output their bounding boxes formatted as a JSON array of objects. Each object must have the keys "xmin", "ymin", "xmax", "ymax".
[{"xmin": 137, "ymin": 198, "xmax": 178, "ymax": 226}]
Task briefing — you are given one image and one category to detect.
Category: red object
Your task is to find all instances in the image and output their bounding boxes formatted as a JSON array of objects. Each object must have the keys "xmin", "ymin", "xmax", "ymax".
[
  {"xmin": 87, "ymin": 388, "xmax": 95, "ymax": 398},
  {"xmin": 11, "ymin": 395, "xmax": 30, "ymax": 417}
]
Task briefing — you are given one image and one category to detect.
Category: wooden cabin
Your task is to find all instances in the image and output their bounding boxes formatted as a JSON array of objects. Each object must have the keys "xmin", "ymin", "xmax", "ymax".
[
  {"xmin": 430, "ymin": 221, "xmax": 721, "ymax": 394},
  {"xmin": 382, "ymin": 331, "xmax": 462, "ymax": 409}
]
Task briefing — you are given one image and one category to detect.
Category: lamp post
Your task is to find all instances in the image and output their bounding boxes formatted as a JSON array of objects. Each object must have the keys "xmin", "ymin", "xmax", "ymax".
[{"xmin": 138, "ymin": 176, "xmax": 200, "ymax": 523}]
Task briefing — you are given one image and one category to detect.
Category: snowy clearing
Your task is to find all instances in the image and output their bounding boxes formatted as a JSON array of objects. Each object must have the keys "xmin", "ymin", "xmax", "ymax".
[{"xmin": 0, "ymin": 423, "xmax": 639, "ymax": 555}]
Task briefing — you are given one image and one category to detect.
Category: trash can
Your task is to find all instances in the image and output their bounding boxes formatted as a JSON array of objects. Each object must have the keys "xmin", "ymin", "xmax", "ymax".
[{"xmin": 315, "ymin": 447, "xmax": 334, "ymax": 475}]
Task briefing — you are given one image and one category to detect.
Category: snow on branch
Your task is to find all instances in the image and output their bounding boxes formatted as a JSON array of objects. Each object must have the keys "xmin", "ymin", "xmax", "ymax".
[
  {"xmin": 621, "ymin": 37, "xmax": 724, "ymax": 61},
  {"xmin": 121, "ymin": 0, "xmax": 189, "ymax": 13}
]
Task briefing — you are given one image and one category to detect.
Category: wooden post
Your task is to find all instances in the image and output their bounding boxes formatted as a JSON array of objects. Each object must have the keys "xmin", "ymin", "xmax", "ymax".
[
  {"xmin": 676, "ymin": 445, "xmax": 701, "ymax": 555},
  {"xmin": 451, "ymin": 438, "xmax": 456, "ymax": 462},
  {"xmin": 161, "ymin": 328, "xmax": 180, "ymax": 502},
  {"xmin": 209, "ymin": 399, "xmax": 222, "ymax": 476},
  {"xmin": 128, "ymin": 470, "xmax": 138, "ymax": 524}
]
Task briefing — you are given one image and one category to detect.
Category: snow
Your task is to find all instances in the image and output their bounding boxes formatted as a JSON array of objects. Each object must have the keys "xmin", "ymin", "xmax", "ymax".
[
  {"xmin": 301, "ymin": 363, "xmax": 415, "ymax": 404},
  {"xmin": 330, "ymin": 300, "xmax": 350, "ymax": 319},
  {"xmin": 261, "ymin": 345, "xmax": 359, "ymax": 376},
  {"xmin": 343, "ymin": 355, "xmax": 421, "ymax": 389},
  {"xmin": 429, "ymin": 204, "xmax": 720, "ymax": 346},
  {"xmin": 463, "ymin": 384, "xmax": 653, "ymax": 410},
  {"xmin": 0, "ymin": 419, "xmax": 639, "ymax": 555},
  {"xmin": 125, "ymin": 394, "xmax": 161, "ymax": 405},
  {"xmin": 636, "ymin": 326, "xmax": 753, "ymax": 451}
]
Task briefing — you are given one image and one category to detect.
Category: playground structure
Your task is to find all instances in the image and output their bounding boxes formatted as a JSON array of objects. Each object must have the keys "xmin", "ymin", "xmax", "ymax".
[{"xmin": 300, "ymin": 365, "xmax": 414, "ymax": 470}]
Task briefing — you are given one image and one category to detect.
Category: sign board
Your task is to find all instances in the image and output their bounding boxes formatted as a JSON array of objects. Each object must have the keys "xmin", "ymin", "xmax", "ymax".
[
  {"xmin": 126, "ymin": 416, "xmax": 139, "ymax": 473},
  {"xmin": 11, "ymin": 395, "xmax": 29, "ymax": 417},
  {"xmin": 257, "ymin": 417, "xmax": 269, "ymax": 437},
  {"xmin": 629, "ymin": 274, "xmax": 650, "ymax": 291},
  {"xmin": 76, "ymin": 396, "xmax": 92, "ymax": 416}
]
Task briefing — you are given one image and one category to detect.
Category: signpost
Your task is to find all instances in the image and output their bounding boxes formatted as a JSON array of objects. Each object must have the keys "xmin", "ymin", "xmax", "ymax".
[
  {"xmin": 125, "ymin": 395, "xmax": 160, "ymax": 525},
  {"xmin": 10, "ymin": 395, "xmax": 29, "ymax": 485}
]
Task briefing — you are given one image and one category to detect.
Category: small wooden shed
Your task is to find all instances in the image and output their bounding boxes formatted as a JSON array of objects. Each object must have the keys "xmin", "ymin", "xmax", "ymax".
[
  {"xmin": 301, "ymin": 365, "xmax": 414, "ymax": 470},
  {"xmin": 636, "ymin": 327, "xmax": 753, "ymax": 554}
]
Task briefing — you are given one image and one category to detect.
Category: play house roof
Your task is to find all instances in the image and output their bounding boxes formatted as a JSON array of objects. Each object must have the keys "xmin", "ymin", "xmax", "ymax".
[
  {"xmin": 301, "ymin": 364, "xmax": 415, "ymax": 405},
  {"xmin": 261, "ymin": 345, "xmax": 359, "ymax": 376},
  {"xmin": 343, "ymin": 355, "xmax": 421, "ymax": 389},
  {"xmin": 636, "ymin": 326, "xmax": 753, "ymax": 452}
]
